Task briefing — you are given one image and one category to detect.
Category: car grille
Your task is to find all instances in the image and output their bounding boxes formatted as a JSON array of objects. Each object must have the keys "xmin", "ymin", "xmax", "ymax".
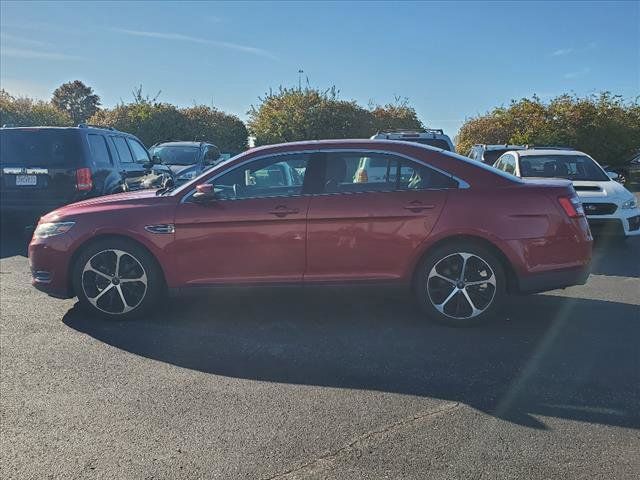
[{"xmin": 583, "ymin": 203, "xmax": 617, "ymax": 215}]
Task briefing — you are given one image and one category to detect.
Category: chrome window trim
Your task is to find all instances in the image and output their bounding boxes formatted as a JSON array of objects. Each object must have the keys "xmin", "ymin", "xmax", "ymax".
[{"xmin": 180, "ymin": 148, "xmax": 470, "ymax": 204}]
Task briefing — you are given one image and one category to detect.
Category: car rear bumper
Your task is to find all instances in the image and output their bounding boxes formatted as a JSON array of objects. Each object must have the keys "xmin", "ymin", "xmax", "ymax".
[{"xmin": 517, "ymin": 265, "xmax": 591, "ymax": 294}]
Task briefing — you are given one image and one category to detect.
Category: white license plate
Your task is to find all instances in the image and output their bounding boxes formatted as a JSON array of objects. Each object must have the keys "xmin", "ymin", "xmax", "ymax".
[{"xmin": 15, "ymin": 175, "xmax": 37, "ymax": 186}]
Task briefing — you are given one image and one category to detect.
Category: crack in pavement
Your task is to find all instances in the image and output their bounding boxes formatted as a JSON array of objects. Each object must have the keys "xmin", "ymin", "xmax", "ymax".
[{"xmin": 262, "ymin": 402, "xmax": 461, "ymax": 480}]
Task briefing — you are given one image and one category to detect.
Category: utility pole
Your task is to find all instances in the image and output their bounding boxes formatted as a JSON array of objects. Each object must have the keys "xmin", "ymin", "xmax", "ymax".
[{"xmin": 298, "ymin": 69, "xmax": 304, "ymax": 91}]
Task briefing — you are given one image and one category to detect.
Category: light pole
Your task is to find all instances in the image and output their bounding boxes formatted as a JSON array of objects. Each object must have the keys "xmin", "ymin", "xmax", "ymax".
[{"xmin": 298, "ymin": 69, "xmax": 304, "ymax": 91}]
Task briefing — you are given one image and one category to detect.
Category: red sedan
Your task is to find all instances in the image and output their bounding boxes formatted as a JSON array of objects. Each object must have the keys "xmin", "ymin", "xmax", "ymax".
[{"xmin": 28, "ymin": 140, "xmax": 592, "ymax": 326}]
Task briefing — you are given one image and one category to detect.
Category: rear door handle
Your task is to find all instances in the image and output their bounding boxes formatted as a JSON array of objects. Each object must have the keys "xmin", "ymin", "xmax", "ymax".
[
  {"xmin": 404, "ymin": 201, "xmax": 435, "ymax": 212},
  {"xmin": 269, "ymin": 205, "xmax": 300, "ymax": 217}
]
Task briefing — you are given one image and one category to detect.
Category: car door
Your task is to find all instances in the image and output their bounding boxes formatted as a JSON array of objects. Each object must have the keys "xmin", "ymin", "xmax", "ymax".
[
  {"xmin": 87, "ymin": 133, "xmax": 121, "ymax": 194},
  {"xmin": 172, "ymin": 152, "xmax": 313, "ymax": 285},
  {"xmin": 305, "ymin": 151, "xmax": 453, "ymax": 283},
  {"xmin": 125, "ymin": 137, "xmax": 152, "ymax": 189}
]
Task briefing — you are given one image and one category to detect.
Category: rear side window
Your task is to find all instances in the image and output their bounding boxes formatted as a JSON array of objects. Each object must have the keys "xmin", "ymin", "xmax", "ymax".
[
  {"xmin": 88, "ymin": 134, "xmax": 112, "ymax": 166},
  {"xmin": 127, "ymin": 138, "xmax": 149, "ymax": 163},
  {"xmin": 111, "ymin": 137, "xmax": 133, "ymax": 163},
  {"xmin": 0, "ymin": 129, "xmax": 81, "ymax": 166},
  {"xmin": 324, "ymin": 152, "xmax": 457, "ymax": 194}
]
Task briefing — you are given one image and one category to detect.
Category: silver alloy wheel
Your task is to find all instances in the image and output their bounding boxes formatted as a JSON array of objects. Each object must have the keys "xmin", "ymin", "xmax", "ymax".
[
  {"xmin": 81, "ymin": 249, "xmax": 148, "ymax": 315},
  {"xmin": 426, "ymin": 252, "xmax": 497, "ymax": 320}
]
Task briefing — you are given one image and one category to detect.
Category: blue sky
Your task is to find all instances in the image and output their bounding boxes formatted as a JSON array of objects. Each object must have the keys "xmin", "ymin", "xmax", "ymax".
[{"xmin": 1, "ymin": 1, "xmax": 638, "ymax": 138}]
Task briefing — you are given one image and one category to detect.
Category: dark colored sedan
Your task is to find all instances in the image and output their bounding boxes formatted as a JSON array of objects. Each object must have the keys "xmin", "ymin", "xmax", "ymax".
[{"xmin": 29, "ymin": 140, "xmax": 592, "ymax": 326}]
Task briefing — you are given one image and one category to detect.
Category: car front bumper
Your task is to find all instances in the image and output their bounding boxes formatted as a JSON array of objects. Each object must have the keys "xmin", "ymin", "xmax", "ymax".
[
  {"xmin": 28, "ymin": 236, "xmax": 75, "ymax": 299},
  {"xmin": 586, "ymin": 208, "xmax": 640, "ymax": 237}
]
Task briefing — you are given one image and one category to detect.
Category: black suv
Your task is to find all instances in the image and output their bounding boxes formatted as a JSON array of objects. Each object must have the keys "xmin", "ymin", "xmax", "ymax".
[{"xmin": 0, "ymin": 125, "xmax": 152, "ymax": 222}]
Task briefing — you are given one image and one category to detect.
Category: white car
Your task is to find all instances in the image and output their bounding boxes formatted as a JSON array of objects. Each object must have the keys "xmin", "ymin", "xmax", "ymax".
[
  {"xmin": 493, "ymin": 148, "xmax": 640, "ymax": 238},
  {"xmin": 370, "ymin": 129, "xmax": 455, "ymax": 152}
]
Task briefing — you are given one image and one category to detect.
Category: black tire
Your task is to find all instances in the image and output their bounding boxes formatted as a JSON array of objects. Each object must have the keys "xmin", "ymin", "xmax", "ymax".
[
  {"xmin": 72, "ymin": 237, "xmax": 165, "ymax": 320},
  {"xmin": 414, "ymin": 241, "xmax": 506, "ymax": 327}
]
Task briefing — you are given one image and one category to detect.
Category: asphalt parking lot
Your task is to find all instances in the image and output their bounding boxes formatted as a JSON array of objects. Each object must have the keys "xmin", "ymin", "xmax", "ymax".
[{"xmin": 1, "ymin": 214, "xmax": 639, "ymax": 479}]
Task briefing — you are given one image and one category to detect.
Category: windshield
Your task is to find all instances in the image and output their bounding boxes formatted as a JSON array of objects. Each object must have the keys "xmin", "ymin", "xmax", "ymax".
[
  {"xmin": 482, "ymin": 149, "xmax": 511, "ymax": 164},
  {"xmin": 412, "ymin": 138, "xmax": 452, "ymax": 151},
  {"xmin": 151, "ymin": 145, "xmax": 200, "ymax": 166},
  {"xmin": 519, "ymin": 154, "xmax": 609, "ymax": 181},
  {"xmin": 0, "ymin": 129, "xmax": 82, "ymax": 166}
]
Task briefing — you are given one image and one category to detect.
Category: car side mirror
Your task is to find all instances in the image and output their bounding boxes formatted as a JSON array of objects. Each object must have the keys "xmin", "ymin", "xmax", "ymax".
[
  {"xmin": 192, "ymin": 184, "xmax": 217, "ymax": 203},
  {"xmin": 606, "ymin": 171, "xmax": 621, "ymax": 181}
]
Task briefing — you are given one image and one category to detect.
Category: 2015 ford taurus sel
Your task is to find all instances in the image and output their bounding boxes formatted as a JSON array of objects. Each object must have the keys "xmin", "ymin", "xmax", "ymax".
[{"xmin": 28, "ymin": 140, "xmax": 592, "ymax": 326}]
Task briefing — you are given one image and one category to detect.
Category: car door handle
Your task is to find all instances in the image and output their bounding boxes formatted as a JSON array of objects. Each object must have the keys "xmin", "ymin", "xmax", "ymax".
[
  {"xmin": 269, "ymin": 206, "xmax": 300, "ymax": 217},
  {"xmin": 403, "ymin": 201, "xmax": 435, "ymax": 212}
]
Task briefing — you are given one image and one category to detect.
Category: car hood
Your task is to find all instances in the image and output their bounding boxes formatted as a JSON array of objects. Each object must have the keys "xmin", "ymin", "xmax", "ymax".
[
  {"xmin": 42, "ymin": 189, "xmax": 172, "ymax": 221},
  {"xmin": 572, "ymin": 180, "xmax": 633, "ymax": 202}
]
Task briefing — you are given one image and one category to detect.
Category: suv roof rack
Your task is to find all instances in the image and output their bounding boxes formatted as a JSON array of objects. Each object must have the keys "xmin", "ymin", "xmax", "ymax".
[
  {"xmin": 377, "ymin": 128, "xmax": 444, "ymax": 135},
  {"xmin": 77, "ymin": 123, "xmax": 116, "ymax": 131},
  {"xmin": 526, "ymin": 145, "xmax": 574, "ymax": 150}
]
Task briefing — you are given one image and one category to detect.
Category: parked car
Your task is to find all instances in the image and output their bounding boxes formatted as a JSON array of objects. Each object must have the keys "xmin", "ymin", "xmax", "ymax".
[
  {"xmin": 147, "ymin": 141, "xmax": 222, "ymax": 187},
  {"xmin": 371, "ymin": 129, "xmax": 455, "ymax": 151},
  {"xmin": 467, "ymin": 144, "xmax": 527, "ymax": 165},
  {"xmin": 492, "ymin": 148, "xmax": 640, "ymax": 238},
  {"xmin": 0, "ymin": 124, "xmax": 153, "ymax": 224},
  {"xmin": 29, "ymin": 139, "xmax": 592, "ymax": 326}
]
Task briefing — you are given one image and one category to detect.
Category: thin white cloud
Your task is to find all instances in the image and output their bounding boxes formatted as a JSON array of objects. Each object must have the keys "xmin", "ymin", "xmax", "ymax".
[
  {"xmin": 552, "ymin": 48, "xmax": 574, "ymax": 57},
  {"xmin": 0, "ymin": 33, "xmax": 49, "ymax": 48},
  {"xmin": 564, "ymin": 67, "xmax": 591, "ymax": 79},
  {"xmin": 112, "ymin": 28, "xmax": 277, "ymax": 60},
  {"xmin": 0, "ymin": 47, "xmax": 82, "ymax": 61}
]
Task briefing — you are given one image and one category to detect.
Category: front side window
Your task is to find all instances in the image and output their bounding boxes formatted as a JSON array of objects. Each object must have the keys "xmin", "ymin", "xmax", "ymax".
[
  {"xmin": 127, "ymin": 138, "xmax": 150, "ymax": 163},
  {"xmin": 325, "ymin": 152, "xmax": 457, "ymax": 194},
  {"xmin": 111, "ymin": 137, "xmax": 133, "ymax": 163},
  {"xmin": 211, "ymin": 154, "xmax": 309, "ymax": 200}
]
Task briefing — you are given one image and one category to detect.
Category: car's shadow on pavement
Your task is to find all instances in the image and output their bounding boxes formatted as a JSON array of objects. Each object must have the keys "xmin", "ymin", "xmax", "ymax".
[
  {"xmin": 63, "ymin": 286, "xmax": 640, "ymax": 431},
  {"xmin": 590, "ymin": 236, "xmax": 640, "ymax": 278}
]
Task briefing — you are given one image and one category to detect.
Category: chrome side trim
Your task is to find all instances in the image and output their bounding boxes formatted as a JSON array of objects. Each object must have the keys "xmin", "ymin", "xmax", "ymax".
[
  {"xmin": 179, "ymin": 148, "xmax": 470, "ymax": 204},
  {"xmin": 144, "ymin": 224, "xmax": 175, "ymax": 234}
]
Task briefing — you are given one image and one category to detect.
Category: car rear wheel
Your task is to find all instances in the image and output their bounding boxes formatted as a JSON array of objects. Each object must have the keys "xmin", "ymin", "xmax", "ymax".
[
  {"xmin": 415, "ymin": 242, "xmax": 506, "ymax": 327},
  {"xmin": 72, "ymin": 238, "xmax": 164, "ymax": 320}
]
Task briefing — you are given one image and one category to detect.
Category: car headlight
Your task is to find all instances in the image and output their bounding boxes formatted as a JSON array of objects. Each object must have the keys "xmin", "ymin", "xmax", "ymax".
[
  {"xmin": 621, "ymin": 197, "xmax": 638, "ymax": 209},
  {"xmin": 177, "ymin": 171, "xmax": 197, "ymax": 181},
  {"xmin": 33, "ymin": 221, "xmax": 75, "ymax": 239}
]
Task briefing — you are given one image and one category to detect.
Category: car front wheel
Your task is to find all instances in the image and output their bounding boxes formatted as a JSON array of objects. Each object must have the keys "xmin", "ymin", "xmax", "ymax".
[
  {"xmin": 72, "ymin": 238, "xmax": 164, "ymax": 320},
  {"xmin": 415, "ymin": 242, "xmax": 506, "ymax": 327}
]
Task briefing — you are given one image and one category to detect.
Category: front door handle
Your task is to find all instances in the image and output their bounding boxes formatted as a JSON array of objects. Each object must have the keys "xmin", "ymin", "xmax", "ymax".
[
  {"xmin": 404, "ymin": 201, "xmax": 435, "ymax": 212},
  {"xmin": 269, "ymin": 205, "xmax": 300, "ymax": 217}
]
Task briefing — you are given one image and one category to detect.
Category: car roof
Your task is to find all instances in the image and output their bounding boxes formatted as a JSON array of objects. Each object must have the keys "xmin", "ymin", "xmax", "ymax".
[
  {"xmin": 0, "ymin": 125, "xmax": 134, "ymax": 136},
  {"xmin": 474, "ymin": 144, "xmax": 527, "ymax": 151},
  {"xmin": 516, "ymin": 149, "xmax": 585, "ymax": 157},
  {"xmin": 154, "ymin": 141, "xmax": 213, "ymax": 147}
]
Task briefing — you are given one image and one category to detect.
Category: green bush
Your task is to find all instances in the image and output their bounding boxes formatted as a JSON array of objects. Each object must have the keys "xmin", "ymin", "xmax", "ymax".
[
  {"xmin": 456, "ymin": 93, "xmax": 640, "ymax": 166},
  {"xmin": 0, "ymin": 90, "xmax": 72, "ymax": 127}
]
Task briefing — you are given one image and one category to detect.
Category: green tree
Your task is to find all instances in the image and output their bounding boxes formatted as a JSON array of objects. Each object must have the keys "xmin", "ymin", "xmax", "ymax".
[
  {"xmin": 0, "ymin": 89, "xmax": 72, "ymax": 127},
  {"xmin": 247, "ymin": 87, "xmax": 374, "ymax": 146},
  {"xmin": 369, "ymin": 97, "xmax": 424, "ymax": 132},
  {"xmin": 181, "ymin": 105, "xmax": 248, "ymax": 153},
  {"xmin": 456, "ymin": 92, "xmax": 640, "ymax": 166},
  {"xmin": 90, "ymin": 102, "xmax": 190, "ymax": 146},
  {"xmin": 51, "ymin": 80, "xmax": 101, "ymax": 124}
]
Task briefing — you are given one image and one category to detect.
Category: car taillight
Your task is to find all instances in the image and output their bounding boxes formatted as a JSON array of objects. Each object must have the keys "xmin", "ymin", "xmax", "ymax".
[
  {"xmin": 558, "ymin": 195, "xmax": 584, "ymax": 218},
  {"xmin": 76, "ymin": 168, "xmax": 93, "ymax": 191}
]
